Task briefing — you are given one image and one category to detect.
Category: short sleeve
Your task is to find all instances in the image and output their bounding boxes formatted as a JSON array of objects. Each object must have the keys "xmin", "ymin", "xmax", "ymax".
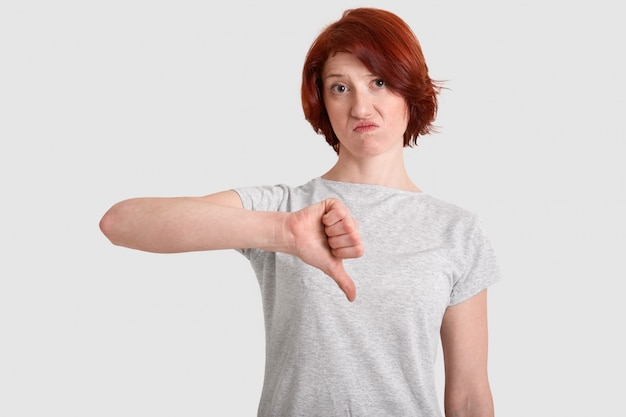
[
  {"xmin": 231, "ymin": 184, "xmax": 290, "ymax": 258},
  {"xmin": 233, "ymin": 184, "xmax": 289, "ymax": 212},
  {"xmin": 449, "ymin": 219, "xmax": 502, "ymax": 306}
]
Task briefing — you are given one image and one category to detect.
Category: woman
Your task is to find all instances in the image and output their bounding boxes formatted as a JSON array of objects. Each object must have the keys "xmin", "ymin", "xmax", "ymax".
[{"xmin": 100, "ymin": 8, "xmax": 501, "ymax": 417}]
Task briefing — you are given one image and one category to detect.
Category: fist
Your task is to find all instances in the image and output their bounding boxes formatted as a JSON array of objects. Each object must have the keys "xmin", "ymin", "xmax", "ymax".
[{"xmin": 287, "ymin": 198, "xmax": 364, "ymax": 301}]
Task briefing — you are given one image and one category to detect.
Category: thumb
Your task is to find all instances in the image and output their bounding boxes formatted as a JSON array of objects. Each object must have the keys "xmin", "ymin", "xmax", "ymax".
[{"xmin": 326, "ymin": 260, "xmax": 356, "ymax": 302}]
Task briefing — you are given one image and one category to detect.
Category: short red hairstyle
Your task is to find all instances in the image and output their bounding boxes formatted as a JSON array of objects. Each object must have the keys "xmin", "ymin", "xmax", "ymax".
[{"xmin": 301, "ymin": 8, "xmax": 441, "ymax": 153}]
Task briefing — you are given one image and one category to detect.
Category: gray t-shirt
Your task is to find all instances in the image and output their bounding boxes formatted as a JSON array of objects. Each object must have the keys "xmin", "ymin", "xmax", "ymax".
[{"xmin": 234, "ymin": 177, "xmax": 501, "ymax": 417}]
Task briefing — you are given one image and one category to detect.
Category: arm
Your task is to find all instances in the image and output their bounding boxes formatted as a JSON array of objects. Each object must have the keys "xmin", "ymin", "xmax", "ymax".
[
  {"xmin": 440, "ymin": 289, "xmax": 495, "ymax": 417},
  {"xmin": 100, "ymin": 190, "xmax": 283, "ymax": 253},
  {"xmin": 99, "ymin": 191, "xmax": 363, "ymax": 301}
]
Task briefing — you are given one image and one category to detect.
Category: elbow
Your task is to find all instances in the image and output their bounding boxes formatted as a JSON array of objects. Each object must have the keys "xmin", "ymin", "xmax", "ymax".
[{"xmin": 99, "ymin": 202, "xmax": 126, "ymax": 246}]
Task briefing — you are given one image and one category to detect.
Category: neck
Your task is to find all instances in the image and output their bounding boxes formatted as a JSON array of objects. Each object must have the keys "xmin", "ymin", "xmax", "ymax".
[{"xmin": 321, "ymin": 151, "xmax": 420, "ymax": 192}]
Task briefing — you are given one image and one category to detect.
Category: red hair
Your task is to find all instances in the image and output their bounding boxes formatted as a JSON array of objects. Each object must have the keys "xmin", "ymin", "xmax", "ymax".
[{"xmin": 301, "ymin": 8, "xmax": 441, "ymax": 153}]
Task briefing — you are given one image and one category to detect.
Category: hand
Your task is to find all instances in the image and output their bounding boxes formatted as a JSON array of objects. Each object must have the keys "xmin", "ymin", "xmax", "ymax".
[{"xmin": 286, "ymin": 198, "xmax": 364, "ymax": 301}]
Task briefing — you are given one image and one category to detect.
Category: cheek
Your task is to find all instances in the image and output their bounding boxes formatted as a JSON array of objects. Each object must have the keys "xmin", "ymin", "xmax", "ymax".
[
  {"xmin": 398, "ymin": 105, "xmax": 410, "ymax": 130},
  {"xmin": 324, "ymin": 101, "xmax": 345, "ymax": 126}
]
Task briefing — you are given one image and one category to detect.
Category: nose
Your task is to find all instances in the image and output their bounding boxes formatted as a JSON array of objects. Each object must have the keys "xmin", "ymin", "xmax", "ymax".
[{"xmin": 350, "ymin": 88, "xmax": 374, "ymax": 119}]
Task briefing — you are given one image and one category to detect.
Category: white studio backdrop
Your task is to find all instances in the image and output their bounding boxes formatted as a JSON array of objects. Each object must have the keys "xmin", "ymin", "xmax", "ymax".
[{"xmin": 1, "ymin": 0, "xmax": 624, "ymax": 416}]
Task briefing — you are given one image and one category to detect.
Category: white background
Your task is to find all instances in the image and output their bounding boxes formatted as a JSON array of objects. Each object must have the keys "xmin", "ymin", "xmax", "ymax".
[{"xmin": 1, "ymin": 0, "xmax": 624, "ymax": 416}]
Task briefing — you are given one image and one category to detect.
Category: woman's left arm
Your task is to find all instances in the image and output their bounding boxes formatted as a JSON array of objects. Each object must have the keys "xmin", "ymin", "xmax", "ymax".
[{"xmin": 440, "ymin": 289, "xmax": 495, "ymax": 417}]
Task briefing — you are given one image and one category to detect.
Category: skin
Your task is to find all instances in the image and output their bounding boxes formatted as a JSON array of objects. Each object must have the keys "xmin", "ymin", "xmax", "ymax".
[
  {"xmin": 320, "ymin": 53, "xmax": 420, "ymax": 191},
  {"xmin": 99, "ymin": 51, "xmax": 494, "ymax": 417},
  {"xmin": 441, "ymin": 290, "xmax": 494, "ymax": 417}
]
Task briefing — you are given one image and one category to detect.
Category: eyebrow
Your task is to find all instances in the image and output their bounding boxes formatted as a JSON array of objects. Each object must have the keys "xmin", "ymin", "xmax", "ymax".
[{"xmin": 323, "ymin": 72, "xmax": 377, "ymax": 80}]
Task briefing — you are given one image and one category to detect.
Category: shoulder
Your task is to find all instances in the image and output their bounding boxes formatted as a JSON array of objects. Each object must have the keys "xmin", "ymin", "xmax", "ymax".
[{"xmin": 417, "ymin": 193, "xmax": 480, "ymax": 230}]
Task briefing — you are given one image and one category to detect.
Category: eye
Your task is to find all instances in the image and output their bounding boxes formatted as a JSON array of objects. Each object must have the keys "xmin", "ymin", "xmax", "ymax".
[
  {"xmin": 330, "ymin": 83, "xmax": 348, "ymax": 94},
  {"xmin": 373, "ymin": 79, "xmax": 386, "ymax": 88}
]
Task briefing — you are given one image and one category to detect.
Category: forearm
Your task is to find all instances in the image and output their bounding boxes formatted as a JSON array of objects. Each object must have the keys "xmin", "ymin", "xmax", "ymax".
[
  {"xmin": 445, "ymin": 403, "xmax": 494, "ymax": 417},
  {"xmin": 99, "ymin": 197, "xmax": 292, "ymax": 253},
  {"xmin": 444, "ymin": 388, "xmax": 494, "ymax": 417}
]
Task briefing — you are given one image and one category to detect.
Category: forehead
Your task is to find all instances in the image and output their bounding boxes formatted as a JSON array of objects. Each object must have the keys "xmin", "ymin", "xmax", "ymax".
[{"xmin": 322, "ymin": 52, "xmax": 371, "ymax": 78}]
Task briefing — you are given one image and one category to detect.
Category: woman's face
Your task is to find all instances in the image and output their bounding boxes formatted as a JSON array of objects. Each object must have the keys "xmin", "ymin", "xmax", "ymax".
[{"xmin": 322, "ymin": 52, "xmax": 409, "ymax": 159}]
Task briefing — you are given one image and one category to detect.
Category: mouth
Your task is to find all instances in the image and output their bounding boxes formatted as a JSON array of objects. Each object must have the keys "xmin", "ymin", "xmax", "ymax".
[{"xmin": 353, "ymin": 122, "xmax": 378, "ymax": 134}]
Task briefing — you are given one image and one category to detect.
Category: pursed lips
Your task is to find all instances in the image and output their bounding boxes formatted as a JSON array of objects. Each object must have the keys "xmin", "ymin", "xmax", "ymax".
[{"xmin": 353, "ymin": 122, "xmax": 378, "ymax": 133}]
